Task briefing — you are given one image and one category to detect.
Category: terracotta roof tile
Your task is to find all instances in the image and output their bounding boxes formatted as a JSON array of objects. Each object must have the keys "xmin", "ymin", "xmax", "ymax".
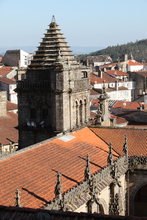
[
  {"xmin": 90, "ymin": 72, "xmax": 116, "ymax": 85},
  {"xmin": 90, "ymin": 127, "xmax": 147, "ymax": 156},
  {"xmin": 128, "ymin": 60, "xmax": 143, "ymax": 66},
  {"xmin": 0, "ymin": 112, "xmax": 18, "ymax": 144},
  {"xmin": 112, "ymin": 101, "xmax": 147, "ymax": 110},
  {"xmin": 0, "ymin": 66, "xmax": 13, "ymax": 77},
  {"xmin": 106, "ymin": 70, "xmax": 128, "ymax": 76},
  {"xmin": 0, "ymin": 77, "xmax": 16, "ymax": 85},
  {"xmin": 0, "ymin": 127, "xmax": 118, "ymax": 208},
  {"xmin": 7, "ymin": 101, "xmax": 18, "ymax": 111}
]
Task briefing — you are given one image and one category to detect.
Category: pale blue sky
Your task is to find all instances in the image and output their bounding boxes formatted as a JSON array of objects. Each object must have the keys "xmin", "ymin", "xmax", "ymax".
[{"xmin": 0, "ymin": 0, "xmax": 147, "ymax": 48}]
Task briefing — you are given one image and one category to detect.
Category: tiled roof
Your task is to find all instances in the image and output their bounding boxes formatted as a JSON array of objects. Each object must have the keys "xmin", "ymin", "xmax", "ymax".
[
  {"xmin": 7, "ymin": 101, "xmax": 18, "ymax": 111},
  {"xmin": 110, "ymin": 114, "xmax": 128, "ymax": 125},
  {"xmin": 0, "ymin": 127, "xmax": 118, "ymax": 208},
  {"xmin": 106, "ymin": 70, "xmax": 128, "ymax": 76},
  {"xmin": 112, "ymin": 101, "xmax": 147, "ymax": 110},
  {"xmin": 0, "ymin": 112, "xmax": 18, "ymax": 144},
  {"xmin": 90, "ymin": 99, "xmax": 100, "ymax": 108},
  {"xmin": 0, "ymin": 66, "xmax": 13, "ymax": 77},
  {"xmin": 90, "ymin": 127, "xmax": 147, "ymax": 156},
  {"xmin": 100, "ymin": 62, "xmax": 118, "ymax": 68},
  {"xmin": 90, "ymin": 72, "xmax": 116, "ymax": 85},
  {"xmin": 128, "ymin": 60, "xmax": 143, "ymax": 66},
  {"xmin": 0, "ymin": 77, "xmax": 16, "ymax": 85}
]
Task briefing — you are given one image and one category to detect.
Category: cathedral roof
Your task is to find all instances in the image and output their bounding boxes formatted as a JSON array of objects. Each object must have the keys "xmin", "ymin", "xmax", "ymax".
[
  {"xmin": 0, "ymin": 112, "xmax": 18, "ymax": 144},
  {"xmin": 90, "ymin": 127, "xmax": 147, "ymax": 156},
  {"xmin": 29, "ymin": 17, "xmax": 78, "ymax": 70},
  {"xmin": 0, "ymin": 127, "xmax": 118, "ymax": 208}
]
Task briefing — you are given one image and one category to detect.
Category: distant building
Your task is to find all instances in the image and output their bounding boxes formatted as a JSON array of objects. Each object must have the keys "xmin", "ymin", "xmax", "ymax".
[
  {"xmin": 87, "ymin": 55, "xmax": 112, "ymax": 67},
  {"xmin": 0, "ymin": 91, "xmax": 18, "ymax": 156},
  {"xmin": 0, "ymin": 77, "xmax": 17, "ymax": 104},
  {"xmin": 3, "ymin": 50, "xmax": 33, "ymax": 68},
  {"xmin": 129, "ymin": 71, "xmax": 147, "ymax": 99}
]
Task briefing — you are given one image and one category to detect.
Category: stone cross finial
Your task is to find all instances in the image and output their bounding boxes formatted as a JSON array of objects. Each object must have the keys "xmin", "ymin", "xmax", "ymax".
[
  {"xmin": 123, "ymin": 135, "xmax": 128, "ymax": 156},
  {"xmin": 15, "ymin": 189, "xmax": 21, "ymax": 207},
  {"xmin": 51, "ymin": 15, "xmax": 56, "ymax": 23},
  {"xmin": 107, "ymin": 143, "xmax": 113, "ymax": 165},
  {"xmin": 84, "ymin": 154, "xmax": 91, "ymax": 182},
  {"xmin": 54, "ymin": 172, "xmax": 62, "ymax": 199}
]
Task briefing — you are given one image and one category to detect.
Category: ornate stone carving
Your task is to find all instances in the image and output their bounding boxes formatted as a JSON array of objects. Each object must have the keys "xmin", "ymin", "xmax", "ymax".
[
  {"xmin": 15, "ymin": 189, "xmax": 21, "ymax": 207},
  {"xmin": 45, "ymin": 155, "xmax": 128, "ymax": 212},
  {"xmin": 109, "ymin": 193, "xmax": 120, "ymax": 215},
  {"xmin": 123, "ymin": 135, "xmax": 128, "ymax": 156},
  {"xmin": 107, "ymin": 143, "xmax": 113, "ymax": 166},
  {"xmin": 129, "ymin": 156, "xmax": 147, "ymax": 169}
]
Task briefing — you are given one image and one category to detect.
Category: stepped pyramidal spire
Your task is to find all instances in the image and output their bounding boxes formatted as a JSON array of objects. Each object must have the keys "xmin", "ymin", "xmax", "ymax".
[
  {"xmin": 17, "ymin": 16, "xmax": 90, "ymax": 148},
  {"xmin": 29, "ymin": 16, "xmax": 77, "ymax": 69}
]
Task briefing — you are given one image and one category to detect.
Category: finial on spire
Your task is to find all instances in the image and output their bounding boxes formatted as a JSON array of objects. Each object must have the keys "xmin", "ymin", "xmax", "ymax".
[
  {"xmin": 84, "ymin": 154, "xmax": 91, "ymax": 181},
  {"xmin": 15, "ymin": 189, "xmax": 21, "ymax": 207},
  {"xmin": 107, "ymin": 143, "xmax": 113, "ymax": 165},
  {"xmin": 51, "ymin": 15, "xmax": 56, "ymax": 23},
  {"xmin": 123, "ymin": 135, "xmax": 128, "ymax": 156},
  {"xmin": 54, "ymin": 172, "xmax": 62, "ymax": 199}
]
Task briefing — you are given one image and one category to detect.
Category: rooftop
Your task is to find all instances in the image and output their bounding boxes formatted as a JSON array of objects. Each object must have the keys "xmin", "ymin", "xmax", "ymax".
[
  {"xmin": 7, "ymin": 101, "xmax": 18, "ymax": 111},
  {"xmin": 0, "ymin": 127, "xmax": 118, "ymax": 208},
  {"xmin": 90, "ymin": 127, "xmax": 147, "ymax": 156},
  {"xmin": 128, "ymin": 60, "xmax": 143, "ymax": 66},
  {"xmin": 112, "ymin": 101, "xmax": 147, "ymax": 110},
  {"xmin": 0, "ymin": 66, "xmax": 14, "ymax": 77},
  {"xmin": 106, "ymin": 70, "xmax": 128, "ymax": 77},
  {"xmin": 0, "ymin": 77, "xmax": 16, "ymax": 85},
  {"xmin": 0, "ymin": 112, "xmax": 18, "ymax": 144},
  {"xmin": 90, "ymin": 72, "xmax": 116, "ymax": 85}
]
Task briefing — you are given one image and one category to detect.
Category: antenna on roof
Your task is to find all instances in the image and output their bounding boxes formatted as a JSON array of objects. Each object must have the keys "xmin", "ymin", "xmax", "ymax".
[{"xmin": 51, "ymin": 15, "xmax": 56, "ymax": 23}]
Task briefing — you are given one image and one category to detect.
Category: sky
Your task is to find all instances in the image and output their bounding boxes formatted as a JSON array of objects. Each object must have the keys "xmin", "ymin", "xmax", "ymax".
[{"xmin": 0, "ymin": 0, "xmax": 147, "ymax": 50}]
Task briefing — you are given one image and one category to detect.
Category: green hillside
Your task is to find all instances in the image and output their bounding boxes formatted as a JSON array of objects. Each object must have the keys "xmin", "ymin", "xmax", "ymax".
[{"xmin": 78, "ymin": 39, "xmax": 147, "ymax": 62}]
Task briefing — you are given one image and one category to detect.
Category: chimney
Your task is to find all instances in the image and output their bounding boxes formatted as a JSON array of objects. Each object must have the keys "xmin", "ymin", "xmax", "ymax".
[
  {"xmin": 115, "ymin": 80, "xmax": 118, "ymax": 91},
  {"xmin": 0, "ymin": 91, "xmax": 7, "ymax": 117},
  {"xmin": 99, "ymin": 70, "xmax": 103, "ymax": 78}
]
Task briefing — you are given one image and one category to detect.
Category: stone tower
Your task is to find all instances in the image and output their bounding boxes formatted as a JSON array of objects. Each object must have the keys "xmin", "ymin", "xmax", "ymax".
[{"xmin": 17, "ymin": 17, "xmax": 90, "ymax": 148}]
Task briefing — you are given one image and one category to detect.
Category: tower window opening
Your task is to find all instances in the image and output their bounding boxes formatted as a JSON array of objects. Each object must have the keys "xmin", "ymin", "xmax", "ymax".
[
  {"xmin": 82, "ymin": 71, "xmax": 88, "ymax": 78},
  {"xmin": 30, "ymin": 108, "xmax": 36, "ymax": 120},
  {"xmin": 41, "ymin": 108, "xmax": 48, "ymax": 119}
]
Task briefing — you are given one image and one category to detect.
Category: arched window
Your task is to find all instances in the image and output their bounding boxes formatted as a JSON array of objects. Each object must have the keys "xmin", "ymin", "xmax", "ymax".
[
  {"xmin": 134, "ymin": 185, "xmax": 147, "ymax": 217},
  {"xmin": 82, "ymin": 71, "xmax": 88, "ymax": 78},
  {"xmin": 79, "ymin": 100, "xmax": 83, "ymax": 124}
]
